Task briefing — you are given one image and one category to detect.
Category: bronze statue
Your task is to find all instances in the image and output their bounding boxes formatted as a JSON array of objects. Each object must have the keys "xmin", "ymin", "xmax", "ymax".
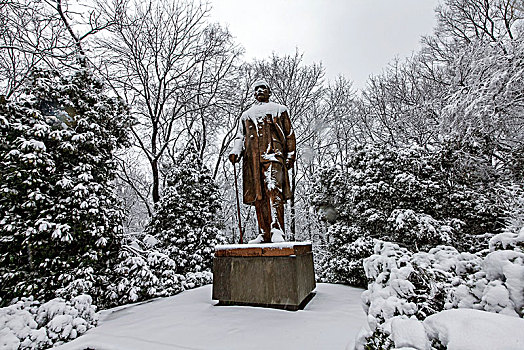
[{"xmin": 229, "ymin": 80, "xmax": 296, "ymax": 243}]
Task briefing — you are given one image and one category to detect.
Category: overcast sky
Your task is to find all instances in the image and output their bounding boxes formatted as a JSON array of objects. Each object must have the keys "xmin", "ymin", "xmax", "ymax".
[{"xmin": 210, "ymin": 0, "xmax": 441, "ymax": 90}]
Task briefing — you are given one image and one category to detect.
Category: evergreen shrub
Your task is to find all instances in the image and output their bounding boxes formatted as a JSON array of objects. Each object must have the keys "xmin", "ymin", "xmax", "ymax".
[
  {"xmin": 312, "ymin": 144, "xmax": 509, "ymax": 286},
  {"xmin": 0, "ymin": 69, "xmax": 130, "ymax": 307}
]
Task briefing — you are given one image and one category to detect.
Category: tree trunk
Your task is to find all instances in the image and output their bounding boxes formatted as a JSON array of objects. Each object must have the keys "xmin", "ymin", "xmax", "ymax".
[{"xmin": 152, "ymin": 159, "xmax": 160, "ymax": 203}]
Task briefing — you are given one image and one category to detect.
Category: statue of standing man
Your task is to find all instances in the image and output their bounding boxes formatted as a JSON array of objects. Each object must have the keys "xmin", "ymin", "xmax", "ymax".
[{"xmin": 229, "ymin": 80, "xmax": 296, "ymax": 244}]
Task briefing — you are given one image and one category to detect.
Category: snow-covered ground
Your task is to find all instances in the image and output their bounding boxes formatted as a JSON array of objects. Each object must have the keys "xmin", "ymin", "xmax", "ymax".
[
  {"xmin": 423, "ymin": 309, "xmax": 524, "ymax": 350},
  {"xmin": 55, "ymin": 283, "xmax": 366, "ymax": 350}
]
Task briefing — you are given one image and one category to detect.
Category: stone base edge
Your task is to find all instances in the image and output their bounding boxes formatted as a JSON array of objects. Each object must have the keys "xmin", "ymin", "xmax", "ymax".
[{"xmin": 215, "ymin": 292, "xmax": 316, "ymax": 312}]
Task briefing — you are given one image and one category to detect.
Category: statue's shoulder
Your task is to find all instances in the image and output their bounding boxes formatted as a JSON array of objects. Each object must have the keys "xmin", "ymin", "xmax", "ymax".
[
  {"xmin": 242, "ymin": 102, "xmax": 288, "ymax": 121},
  {"xmin": 269, "ymin": 101, "xmax": 288, "ymax": 113}
]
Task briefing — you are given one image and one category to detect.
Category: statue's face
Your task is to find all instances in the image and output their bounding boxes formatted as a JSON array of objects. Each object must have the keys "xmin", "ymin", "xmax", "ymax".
[{"xmin": 254, "ymin": 85, "xmax": 270, "ymax": 103}]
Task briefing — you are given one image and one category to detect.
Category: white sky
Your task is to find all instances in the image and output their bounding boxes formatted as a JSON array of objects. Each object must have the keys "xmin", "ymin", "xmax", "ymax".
[{"xmin": 210, "ymin": 0, "xmax": 441, "ymax": 90}]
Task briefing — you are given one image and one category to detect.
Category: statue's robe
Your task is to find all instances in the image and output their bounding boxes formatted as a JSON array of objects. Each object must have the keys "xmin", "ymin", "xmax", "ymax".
[{"xmin": 231, "ymin": 101, "xmax": 296, "ymax": 205}]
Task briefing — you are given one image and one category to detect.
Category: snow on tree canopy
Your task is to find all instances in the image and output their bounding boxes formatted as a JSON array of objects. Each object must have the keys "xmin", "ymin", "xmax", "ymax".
[
  {"xmin": 145, "ymin": 147, "xmax": 226, "ymax": 276},
  {"xmin": 312, "ymin": 144, "xmax": 509, "ymax": 287},
  {"xmin": 0, "ymin": 68, "xmax": 131, "ymax": 307}
]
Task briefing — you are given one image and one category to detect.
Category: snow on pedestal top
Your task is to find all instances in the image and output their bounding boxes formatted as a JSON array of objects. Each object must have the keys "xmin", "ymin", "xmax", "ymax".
[
  {"xmin": 215, "ymin": 241, "xmax": 311, "ymax": 251},
  {"xmin": 215, "ymin": 241, "xmax": 312, "ymax": 257}
]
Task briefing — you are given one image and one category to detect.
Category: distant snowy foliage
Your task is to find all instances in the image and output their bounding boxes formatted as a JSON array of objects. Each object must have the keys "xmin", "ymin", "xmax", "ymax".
[
  {"xmin": 358, "ymin": 229, "xmax": 524, "ymax": 349},
  {"xmin": 0, "ymin": 69, "xmax": 130, "ymax": 307},
  {"xmin": 313, "ymin": 144, "xmax": 507, "ymax": 286},
  {"xmin": 146, "ymin": 148, "xmax": 226, "ymax": 276},
  {"xmin": 501, "ymin": 186, "xmax": 524, "ymax": 237},
  {"xmin": 441, "ymin": 35, "xmax": 524, "ymax": 179},
  {"xmin": 0, "ymin": 295, "xmax": 97, "ymax": 349}
]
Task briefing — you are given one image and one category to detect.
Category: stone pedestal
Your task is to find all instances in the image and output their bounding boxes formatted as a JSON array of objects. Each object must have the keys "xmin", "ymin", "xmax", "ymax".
[{"xmin": 212, "ymin": 242, "xmax": 316, "ymax": 311}]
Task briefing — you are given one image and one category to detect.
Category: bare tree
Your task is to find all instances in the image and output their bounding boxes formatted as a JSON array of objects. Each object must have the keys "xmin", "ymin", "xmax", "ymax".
[
  {"xmin": 441, "ymin": 30, "xmax": 524, "ymax": 173},
  {"xmin": 97, "ymin": 0, "xmax": 241, "ymax": 207},
  {"xmin": 358, "ymin": 56, "xmax": 444, "ymax": 149},
  {"xmin": 0, "ymin": 0, "xmax": 113, "ymax": 97},
  {"xmin": 353, "ymin": 0, "xmax": 523, "ymax": 176},
  {"xmin": 321, "ymin": 76, "xmax": 363, "ymax": 167},
  {"xmin": 210, "ymin": 63, "xmax": 256, "ymax": 180},
  {"xmin": 435, "ymin": 0, "xmax": 522, "ymax": 44},
  {"xmin": 422, "ymin": 0, "xmax": 524, "ymax": 172}
]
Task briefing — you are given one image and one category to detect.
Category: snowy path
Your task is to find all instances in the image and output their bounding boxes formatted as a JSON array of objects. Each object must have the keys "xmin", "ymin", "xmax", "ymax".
[{"xmin": 56, "ymin": 283, "xmax": 366, "ymax": 350}]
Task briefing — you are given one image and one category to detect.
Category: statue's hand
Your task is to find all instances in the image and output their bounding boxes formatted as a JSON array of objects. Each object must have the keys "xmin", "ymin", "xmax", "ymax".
[{"xmin": 229, "ymin": 153, "xmax": 239, "ymax": 164}]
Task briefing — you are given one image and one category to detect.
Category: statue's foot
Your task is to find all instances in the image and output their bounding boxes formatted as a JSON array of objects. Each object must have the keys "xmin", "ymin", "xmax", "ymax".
[
  {"xmin": 248, "ymin": 234, "xmax": 264, "ymax": 244},
  {"xmin": 271, "ymin": 228, "xmax": 285, "ymax": 243}
]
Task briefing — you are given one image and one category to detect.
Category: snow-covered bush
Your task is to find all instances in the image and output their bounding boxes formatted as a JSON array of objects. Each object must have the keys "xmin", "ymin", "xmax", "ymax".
[
  {"xmin": 362, "ymin": 243, "xmax": 471, "ymax": 328},
  {"xmin": 107, "ymin": 244, "xmax": 185, "ymax": 306},
  {"xmin": 0, "ymin": 295, "xmax": 97, "ymax": 349},
  {"xmin": 313, "ymin": 144, "xmax": 506, "ymax": 286},
  {"xmin": 358, "ymin": 308, "xmax": 524, "ymax": 350},
  {"xmin": 184, "ymin": 271, "xmax": 214, "ymax": 289},
  {"xmin": 446, "ymin": 229, "xmax": 524, "ymax": 318},
  {"xmin": 315, "ymin": 224, "xmax": 374, "ymax": 287},
  {"xmin": 314, "ymin": 144, "xmax": 504, "ymax": 246},
  {"xmin": 101, "ymin": 147, "xmax": 223, "ymax": 307},
  {"xmin": 105, "ymin": 229, "xmax": 214, "ymax": 307},
  {"xmin": 358, "ymin": 230, "xmax": 524, "ymax": 349},
  {"xmin": 0, "ymin": 69, "xmax": 130, "ymax": 307},
  {"xmin": 386, "ymin": 209, "xmax": 460, "ymax": 250},
  {"xmin": 146, "ymin": 147, "xmax": 226, "ymax": 276}
]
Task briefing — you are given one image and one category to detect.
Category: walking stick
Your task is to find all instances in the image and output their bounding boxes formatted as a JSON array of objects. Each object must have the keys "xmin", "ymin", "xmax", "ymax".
[{"xmin": 233, "ymin": 162, "xmax": 244, "ymax": 244}]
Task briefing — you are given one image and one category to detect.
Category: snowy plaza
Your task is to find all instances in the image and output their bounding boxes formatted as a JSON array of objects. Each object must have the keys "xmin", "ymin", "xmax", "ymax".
[{"xmin": 1, "ymin": 0, "xmax": 524, "ymax": 349}]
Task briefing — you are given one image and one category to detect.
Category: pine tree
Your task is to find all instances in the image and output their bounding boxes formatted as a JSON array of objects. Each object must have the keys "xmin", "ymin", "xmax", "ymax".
[
  {"xmin": 146, "ymin": 147, "xmax": 225, "ymax": 276},
  {"xmin": 0, "ymin": 69, "xmax": 130, "ymax": 306}
]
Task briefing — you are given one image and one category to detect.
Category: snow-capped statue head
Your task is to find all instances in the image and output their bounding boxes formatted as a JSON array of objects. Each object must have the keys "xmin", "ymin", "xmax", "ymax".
[
  {"xmin": 252, "ymin": 80, "xmax": 271, "ymax": 103},
  {"xmin": 251, "ymin": 79, "xmax": 271, "ymax": 92}
]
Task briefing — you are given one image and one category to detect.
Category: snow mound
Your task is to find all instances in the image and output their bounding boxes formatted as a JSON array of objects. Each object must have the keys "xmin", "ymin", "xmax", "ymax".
[
  {"xmin": 358, "ymin": 237, "xmax": 524, "ymax": 349},
  {"xmin": 489, "ymin": 228, "xmax": 524, "ymax": 252},
  {"xmin": 0, "ymin": 295, "xmax": 97, "ymax": 349},
  {"xmin": 391, "ymin": 317, "xmax": 430, "ymax": 350},
  {"xmin": 424, "ymin": 309, "xmax": 524, "ymax": 350}
]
